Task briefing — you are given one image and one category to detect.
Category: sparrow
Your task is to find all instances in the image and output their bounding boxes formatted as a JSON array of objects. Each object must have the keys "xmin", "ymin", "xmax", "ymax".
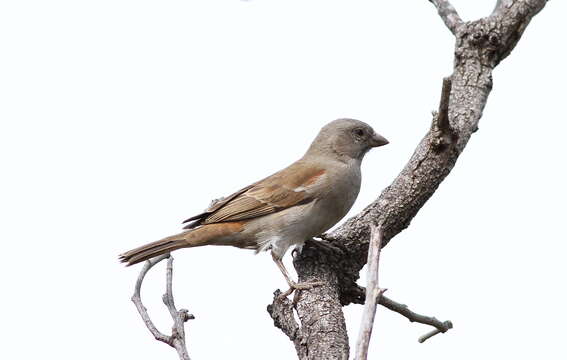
[{"xmin": 119, "ymin": 119, "xmax": 388, "ymax": 293}]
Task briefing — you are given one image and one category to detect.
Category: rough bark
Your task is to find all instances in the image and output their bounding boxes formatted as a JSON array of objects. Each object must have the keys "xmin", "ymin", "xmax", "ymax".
[
  {"xmin": 268, "ymin": 243, "xmax": 350, "ymax": 359},
  {"xmin": 268, "ymin": 1, "xmax": 549, "ymax": 359}
]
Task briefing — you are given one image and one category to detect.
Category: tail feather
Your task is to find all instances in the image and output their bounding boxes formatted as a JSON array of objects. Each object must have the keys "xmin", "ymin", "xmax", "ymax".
[
  {"xmin": 119, "ymin": 237, "xmax": 188, "ymax": 266},
  {"xmin": 118, "ymin": 231, "xmax": 200, "ymax": 266},
  {"xmin": 119, "ymin": 222, "xmax": 245, "ymax": 266},
  {"xmin": 121, "ymin": 241, "xmax": 184, "ymax": 265}
]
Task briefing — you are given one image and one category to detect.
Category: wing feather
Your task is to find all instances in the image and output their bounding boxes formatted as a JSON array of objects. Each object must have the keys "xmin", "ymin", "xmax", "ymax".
[{"xmin": 182, "ymin": 161, "xmax": 326, "ymax": 228}]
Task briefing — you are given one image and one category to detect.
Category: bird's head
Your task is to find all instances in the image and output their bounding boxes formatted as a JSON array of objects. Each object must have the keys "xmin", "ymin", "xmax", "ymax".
[{"xmin": 306, "ymin": 118, "xmax": 388, "ymax": 162}]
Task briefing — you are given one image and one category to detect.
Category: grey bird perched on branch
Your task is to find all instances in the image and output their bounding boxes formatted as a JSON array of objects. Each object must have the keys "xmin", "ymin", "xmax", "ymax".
[{"xmin": 120, "ymin": 119, "xmax": 388, "ymax": 294}]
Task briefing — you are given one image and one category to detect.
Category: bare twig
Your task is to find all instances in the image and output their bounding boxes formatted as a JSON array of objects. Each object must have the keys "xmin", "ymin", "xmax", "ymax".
[
  {"xmin": 354, "ymin": 224, "xmax": 385, "ymax": 360},
  {"xmin": 428, "ymin": 0, "xmax": 463, "ymax": 34},
  {"xmin": 418, "ymin": 324, "xmax": 453, "ymax": 343},
  {"xmin": 131, "ymin": 254, "xmax": 194, "ymax": 360},
  {"xmin": 379, "ymin": 295, "xmax": 453, "ymax": 343},
  {"xmin": 430, "ymin": 77, "xmax": 455, "ymax": 150},
  {"xmin": 132, "ymin": 254, "xmax": 171, "ymax": 343}
]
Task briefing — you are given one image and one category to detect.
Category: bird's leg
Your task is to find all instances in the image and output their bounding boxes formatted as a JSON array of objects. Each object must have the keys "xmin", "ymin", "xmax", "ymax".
[{"xmin": 272, "ymin": 253, "xmax": 323, "ymax": 297}]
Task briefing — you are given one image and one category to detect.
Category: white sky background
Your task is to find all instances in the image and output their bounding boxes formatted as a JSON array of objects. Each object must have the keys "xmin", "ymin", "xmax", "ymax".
[{"xmin": 1, "ymin": 0, "xmax": 566, "ymax": 359}]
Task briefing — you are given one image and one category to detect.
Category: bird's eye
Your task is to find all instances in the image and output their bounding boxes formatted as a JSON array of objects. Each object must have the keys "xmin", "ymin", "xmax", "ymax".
[{"xmin": 353, "ymin": 128, "xmax": 365, "ymax": 138}]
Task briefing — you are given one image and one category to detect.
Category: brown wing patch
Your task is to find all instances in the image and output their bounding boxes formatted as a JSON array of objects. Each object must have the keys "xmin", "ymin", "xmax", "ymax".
[
  {"xmin": 202, "ymin": 186, "xmax": 310, "ymax": 224},
  {"xmin": 182, "ymin": 163, "xmax": 326, "ymax": 228},
  {"xmin": 182, "ymin": 184, "xmax": 254, "ymax": 228},
  {"xmin": 301, "ymin": 169, "xmax": 326, "ymax": 186}
]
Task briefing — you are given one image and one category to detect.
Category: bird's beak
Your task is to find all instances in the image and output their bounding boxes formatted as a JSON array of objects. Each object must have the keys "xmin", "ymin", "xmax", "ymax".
[{"xmin": 370, "ymin": 133, "xmax": 389, "ymax": 147}]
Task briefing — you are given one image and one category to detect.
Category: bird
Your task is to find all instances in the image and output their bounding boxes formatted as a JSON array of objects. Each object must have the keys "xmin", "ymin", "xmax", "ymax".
[{"xmin": 119, "ymin": 119, "xmax": 388, "ymax": 293}]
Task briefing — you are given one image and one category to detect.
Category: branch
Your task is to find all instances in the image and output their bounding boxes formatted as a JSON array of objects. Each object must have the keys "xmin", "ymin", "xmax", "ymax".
[
  {"xmin": 275, "ymin": 1, "xmax": 549, "ymax": 359},
  {"xmin": 379, "ymin": 295, "xmax": 453, "ymax": 343},
  {"xmin": 492, "ymin": 0, "xmax": 540, "ymax": 16},
  {"xmin": 354, "ymin": 224, "xmax": 385, "ymax": 360},
  {"xmin": 430, "ymin": 77, "xmax": 455, "ymax": 151},
  {"xmin": 428, "ymin": 0, "xmax": 463, "ymax": 34},
  {"xmin": 490, "ymin": 0, "xmax": 549, "ymax": 64},
  {"xmin": 330, "ymin": 0, "xmax": 549, "ymax": 303},
  {"xmin": 492, "ymin": 0, "xmax": 507, "ymax": 15},
  {"xmin": 131, "ymin": 254, "xmax": 194, "ymax": 360},
  {"xmin": 268, "ymin": 245, "xmax": 350, "ymax": 360},
  {"xmin": 267, "ymin": 291, "xmax": 307, "ymax": 359}
]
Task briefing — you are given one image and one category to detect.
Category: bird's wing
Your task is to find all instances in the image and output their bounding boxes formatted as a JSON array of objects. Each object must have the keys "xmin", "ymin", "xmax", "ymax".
[{"xmin": 182, "ymin": 161, "xmax": 326, "ymax": 228}]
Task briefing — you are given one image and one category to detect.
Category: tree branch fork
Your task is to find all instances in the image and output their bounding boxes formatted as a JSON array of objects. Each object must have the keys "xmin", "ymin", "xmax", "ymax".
[
  {"xmin": 127, "ymin": 1, "xmax": 549, "ymax": 359},
  {"xmin": 131, "ymin": 254, "xmax": 194, "ymax": 360},
  {"xmin": 268, "ymin": 71, "xmax": 458, "ymax": 355},
  {"xmin": 269, "ymin": 0, "xmax": 547, "ymax": 358}
]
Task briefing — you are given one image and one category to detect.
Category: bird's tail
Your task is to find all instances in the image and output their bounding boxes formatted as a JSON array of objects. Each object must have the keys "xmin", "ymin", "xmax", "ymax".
[
  {"xmin": 119, "ymin": 234, "xmax": 190, "ymax": 266},
  {"xmin": 119, "ymin": 223, "xmax": 243, "ymax": 266}
]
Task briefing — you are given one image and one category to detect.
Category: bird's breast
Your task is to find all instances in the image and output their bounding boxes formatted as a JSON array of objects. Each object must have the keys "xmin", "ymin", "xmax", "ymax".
[
  {"xmin": 249, "ymin": 160, "xmax": 361, "ymax": 258},
  {"xmin": 313, "ymin": 161, "xmax": 361, "ymax": 230}
]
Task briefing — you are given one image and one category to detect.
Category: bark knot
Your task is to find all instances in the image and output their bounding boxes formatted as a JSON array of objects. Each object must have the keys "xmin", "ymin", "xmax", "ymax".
[{"xmin": 455, "ymin": 20, "xmax": 504, "ymax": 68}]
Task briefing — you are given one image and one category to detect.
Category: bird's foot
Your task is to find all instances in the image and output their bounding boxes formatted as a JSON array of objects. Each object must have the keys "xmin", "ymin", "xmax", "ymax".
[{"xmin": 279, "ymin": 280, "xmax": 324, "ymax": 299}]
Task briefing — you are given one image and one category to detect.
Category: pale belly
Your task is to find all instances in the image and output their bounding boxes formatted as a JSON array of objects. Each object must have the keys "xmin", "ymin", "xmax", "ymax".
[{"xmin": 248, "ymin": 163, "xmax": 361, "ymax": 258}]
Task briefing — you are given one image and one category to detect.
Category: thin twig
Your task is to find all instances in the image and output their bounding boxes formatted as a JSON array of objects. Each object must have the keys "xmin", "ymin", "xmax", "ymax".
[
  {"xmin": 437, "ymin": 77, "xmax": 452, "ymax": 134},
  {"xmin": 354, "ymin": 224, "xmax": 385, "ymax": 360},
  {"xmin": 418, "ymin": 324, "xmax": 453, "ymax": 343},
  {"xmin": 131, "ymin": 254, "xmax": 172, "ymax": 344},
  {"xmin": 430, "ymin": 77, "xmax": 455, "ymax": 150},
  {"xmin": 428, "ymin": 0, "xmax": 463, "ymax": 34},
  {"xmin": 131, "ymin": 254, "xmax": 194, "ymax": 360},
  {"xmin": 379, "ymin": 295, "xmax": 453, "ymax": 343}
]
